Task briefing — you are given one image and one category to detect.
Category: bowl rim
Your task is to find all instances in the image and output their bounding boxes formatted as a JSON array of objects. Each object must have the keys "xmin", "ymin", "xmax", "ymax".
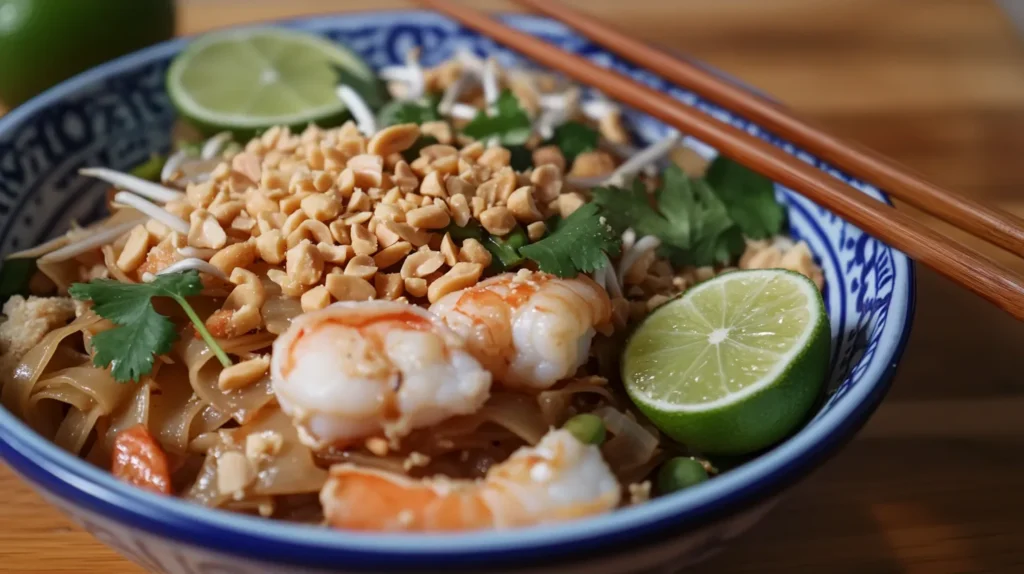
[{"xmin": 0, "ymin": 10, "xmax": 917, "ymax": 569}]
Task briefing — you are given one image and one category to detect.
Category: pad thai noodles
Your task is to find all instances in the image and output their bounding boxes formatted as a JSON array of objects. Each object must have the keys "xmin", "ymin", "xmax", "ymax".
[{"xmin": 0, "ymin": 47, "xmax": 824, "ymax": 531}]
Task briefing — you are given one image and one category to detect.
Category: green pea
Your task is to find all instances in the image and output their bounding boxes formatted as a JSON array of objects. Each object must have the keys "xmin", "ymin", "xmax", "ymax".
[
  {"xmin": 657, "ymin": 457, "xmax": 709, "ymax": 494},
  {"xmin": 563, "ymin": 413, "xmax": 606, "ymax": 445}
]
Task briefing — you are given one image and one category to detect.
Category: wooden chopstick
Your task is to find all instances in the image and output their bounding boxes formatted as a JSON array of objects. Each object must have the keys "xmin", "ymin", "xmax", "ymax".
[
  {"xmin": 510, "ymin": 0, "xmax": 1024, "ymax": 260},
  {"xmin": 416, "ymin": 0, "xmax": 1024, "ymax": 320}
]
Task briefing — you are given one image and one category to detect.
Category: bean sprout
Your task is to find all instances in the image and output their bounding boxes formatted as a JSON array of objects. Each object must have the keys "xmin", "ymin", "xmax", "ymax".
[{"xmin": 79, "ymin": 167, "xmax": 184, "ymax": 204}]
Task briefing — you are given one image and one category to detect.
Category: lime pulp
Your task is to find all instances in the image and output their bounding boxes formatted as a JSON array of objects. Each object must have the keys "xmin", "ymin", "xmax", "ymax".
[{"xmin": 623, "ymin": 269, "xmax": 830, "ymax": 455}]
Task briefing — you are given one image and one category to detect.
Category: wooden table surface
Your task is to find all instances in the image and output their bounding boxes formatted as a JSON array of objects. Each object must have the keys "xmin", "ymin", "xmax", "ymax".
[{"xmin": 3, "ymin": 0, "xmax": 1024, "ymax": 572}]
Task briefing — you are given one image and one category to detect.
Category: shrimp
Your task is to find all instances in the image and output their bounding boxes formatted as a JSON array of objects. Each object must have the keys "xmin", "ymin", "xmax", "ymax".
[
  {"xmin": 270, "ymin": 300, "xmax": 492, "ymax": 448},
  {"xmin": 429, "ymin": 270, "xmax": 612, "ymax": 390},
  {"xmin": 321, "ymin": 428, "xmax": 621, "ymax": 531}
]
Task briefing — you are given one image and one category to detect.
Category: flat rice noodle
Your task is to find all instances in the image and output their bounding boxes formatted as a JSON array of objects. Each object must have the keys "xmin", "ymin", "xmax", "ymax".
[
  {"xmin": 185, "ymin": 407, "xmax": 327, "ymax": 508},
  {"xmin": 53, "ymin": 406, "xmax": 102, "ymax": 454},
  {"xmin": 477, "ymin": 392, "xmax": 548, "ymax": 445},
  {"xmin": 99, "ymin": 380, "xmax": 152, "ymax": 455},
  {"xmin": 537, "ymin": 378, "xmax": 618, "ymax": 427},
  {"xmin": 27, "ymin": 385, "xmax": 93, "ymax": 438},
  {"xmin": 261, "ymin": 296, "xmax": 303, "ymax": 335},
  {"xmin": 1, "ymin": 314, "xmax": 99, "ymax": 417},
  {"xmin": 179, "ymin": 332, "xmax": 275, "ymax": 424},
  {"xmin": 595, "ymin": 406, "xmax": 660, "ymax": 477},
  {"xmin": 149, "ymin": 362, "xmax": 230, "ymax": 454}
]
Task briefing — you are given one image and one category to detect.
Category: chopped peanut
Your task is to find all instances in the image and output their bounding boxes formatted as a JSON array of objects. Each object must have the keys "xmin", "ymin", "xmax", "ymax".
[
  {"xmin": 373, "ymin": 241, "xmax": 413, "ymax": 270},
  {"xmin": 374, "ymin": 273, "xmax": 404, "ymax": 300},
  {"xmin": 477, "ymin": 147, "xmax": 511, "ymax": 170},
  {"xmin": 300, "ymin": 193, "xmax": 342, "ymax": 221},
  {"xmin": 216, "ymin": 451, "xmax": 254, "ymax": 496},
  {"xmin": 300, "ymin": 285, "xmax": 332, "ymax": 312},
  {"xmin": 404, "ymin": 277, "xmax": 428, "ymax": 298},
  {"xmin": 400, "ymin": 250, "xmax": 445, "ymax": 279},
  {"xmin": 406, "ymin": 204, "xmax": 450, "ymax": 229},
  {"xmin": 480, "ymin": 206, "xmax": 516, "ymax": 236},
  {"xmin": 286, "ymin": 240, "xmax": 324, "ymax": 286},
  {"xmin": 532, "ymin": 145, "xmax": 566, "ymax": 173},
  {"xmin": 317, "ymin": 243, "xmax": 352, "ymax": 265},
  {"xmin": 350, "ymin": 223, "xmax": 378, "ymax": 256},
  {"xmin": 569, "ymin": 150, "xmax": 616, "ymax": 178},
  {"xmin": 347, "ymin": 154, "xmax": 383, "ymax": 189},
  {"xmin": 530, "ymin": 164, "xmax": 563, "ymax": 203},
  {"xmin": 116, "ymin": 225, "xmax": 151, "ymax": 273},
  {"xmin": 557, "ymin": 192, "xmax": 586, "ymax": 218},
  {"xmin": 440, "ymin": 233, "xmax": 459, "ymax": 266},
  {"xmin": 326, "ymin": 273, "xmax": 376, "ymax": 301},
  {"xmin": 188, "ymin": 209, "xmax": 227, "ymax": 249},
  {"xmin": 286, "ymin": 220, "xmax": 332, "ymax": 248},
  {"xmin": 526, "ymin": 221, "xmax": 547, "ymax": 242},
  {"xmin": 507, "ymin": 186, "xmax": 542, "ymax": 223},
  {"xmin": 420, "ymin": 121, "xmax": 453, "ymax": 144},
  {"xmin": 393, "ymin": 161, "xmax": 419, "ymax": 193},
  {"xmin": 344, "ymin": 254, "xmax": 378, "ymax": 280},
  {"xmin": 444, "ymin": 174, "xmax": 476, "ymax": 197},
  {"xmin": 218, "ymin": 356, "xmax": 271, "ymax": 391},
  {"xmin": 427, "ymin": 262, "xmax": 484, "ymax": 303},
  {"xmin": 231, "ymin": 152, "xmax": 262, "ymax": 183},
  {"xmin": 210, "ymin": 241, "xmax": 257, "ymax": 276},
  {"xmin": 446, "ymin": 194, "xmax": 472, "ymax": 227},
  {"xmin": 256, "ymin": 229, "xmax": 286, "ymax": 264},
  {"xmin": 419, "ymin": 171, "xmax": 447, "ymax": 198},
  {"xmin": 459, "ymin": 238, "xmax": 493, "ymax": 267},
  {"xmin": 368, "ymin": 123, "xmax": 421, "ymax": 156}
]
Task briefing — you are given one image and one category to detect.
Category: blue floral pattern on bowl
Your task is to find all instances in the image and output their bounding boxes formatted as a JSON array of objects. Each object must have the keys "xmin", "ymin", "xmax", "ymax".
[{"xmin": 0, "ymin": 11, "xmax": 914, "ymax": 574}]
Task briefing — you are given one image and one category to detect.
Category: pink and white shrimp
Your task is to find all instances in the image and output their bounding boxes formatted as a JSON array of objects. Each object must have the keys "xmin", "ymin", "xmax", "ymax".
[
  {"xmin": 320, "ymin": 428, "xmax": 621, "ymax": 531},
  {"xmin": 429, "ymin": 270, "xmax": 612, "ymax": 390},
  {"xmin": 270, "ymin": 300, "xmax": 491, "ymax": 448}
]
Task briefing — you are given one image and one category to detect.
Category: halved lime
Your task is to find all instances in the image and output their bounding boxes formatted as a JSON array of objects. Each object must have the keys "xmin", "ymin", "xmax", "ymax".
[
  {"xmin": 167, "ymin": 28, "xmax": 384, "ymax": 136},
  {"xmin": 623, "ymin": 269, "xmax": 829, "ymax": 455}
]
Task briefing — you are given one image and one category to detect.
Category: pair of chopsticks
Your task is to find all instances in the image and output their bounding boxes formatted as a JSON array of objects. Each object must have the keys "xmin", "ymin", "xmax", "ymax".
[{"xmin": 416, "ymin": 0, "xmax": 1024, "ymax": 321}]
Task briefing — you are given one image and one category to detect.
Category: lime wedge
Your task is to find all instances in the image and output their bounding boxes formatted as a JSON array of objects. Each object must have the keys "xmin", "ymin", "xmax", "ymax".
[
  {"xmin": 623, "ymin": 269, "xmax": 829, "ymax": 455},
  {"xmin": 167, "ymin": 28, "xmax": 384, "ymax": 136}
]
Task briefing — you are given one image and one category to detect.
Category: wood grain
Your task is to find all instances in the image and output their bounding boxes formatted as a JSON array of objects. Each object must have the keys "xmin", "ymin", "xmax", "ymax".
[{"xmin": 3, "ymin": 0, "xmax": 1024, "ymax": 572}]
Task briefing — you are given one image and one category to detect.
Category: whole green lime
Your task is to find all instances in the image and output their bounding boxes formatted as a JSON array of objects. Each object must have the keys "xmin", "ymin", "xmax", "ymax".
[{"xmin": 0, "ymin": 0, "xmax": 176, "ymax": 108}]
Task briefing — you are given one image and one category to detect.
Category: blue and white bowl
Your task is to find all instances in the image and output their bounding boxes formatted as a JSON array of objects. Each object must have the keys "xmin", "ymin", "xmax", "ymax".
[{"xmin": 0, "ymin": 11, "xmax": 914, "ymax": 574}]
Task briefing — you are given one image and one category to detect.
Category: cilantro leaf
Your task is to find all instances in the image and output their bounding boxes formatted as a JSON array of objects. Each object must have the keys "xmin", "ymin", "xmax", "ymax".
[
  {"xmin": 462, "ymin": 90, "xmax": 533, "ymax": 146},
  {"xmin": 377, "ymin": 95, "xmax": 442, "ymax": 127},
  {"xmin": 444, "ymin": 220, "xmax": 484, "ymax": 242},
  {"xmin": 519, "ymin": 203, "xmax": 621, "ymax": 277},
  {"xmin": 89, "ymin": 304, "xmax": 177, "ymax": 383},
  {"xmin": 593, "ymin": 166, "xmax": 745, "ymax": 267},
  {"xmin": 546, "ymin": 121, "xmax": 598, "ymax": 163},
  {"xmin": 69, "ymin": 272, "xmax": 231, "ymax": 383},
  {"xmin": 704, "ymin": 156, "xmax": 785, "ymax": 239},
  {"xmin": 485, "ymin": 227, "xmax": 528, "ymax": 272},
  {"xmin": 507, "ymin": 145, "xmax": 533, "ymax": 171}
]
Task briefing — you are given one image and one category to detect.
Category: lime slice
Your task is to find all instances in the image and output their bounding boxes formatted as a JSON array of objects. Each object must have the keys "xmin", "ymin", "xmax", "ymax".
[
  {"xmin": 167, "ymin": 28, "xmax": 384, "ymax": 136},
  {"xmin": 623, "ymin": 269, "xmax": 829, "ymax": 455}
]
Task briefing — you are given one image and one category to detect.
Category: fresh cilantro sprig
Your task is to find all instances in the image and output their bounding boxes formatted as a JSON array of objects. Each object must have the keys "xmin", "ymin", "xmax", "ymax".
[
  {"xmin": 545, "ymin": 121, "xmax": 599, "ymax": 163},
  {"xmin": 704, "ymin": 156, "xmax": 785, "ymax": 239},
  {"xmin": 376, "ymin": 94, "xmax": 442, "ymax": 127},
  {"xmin": 69, "ymin": 271, "xmax": 232, "ymax": 383},
  {"xmin": 519, "ymin": 203, "xmax": 621, "ymax": 277},
  {"xmin": 593, "ymin": 165, "xmax": 746, "ymax": 267},
  {"xmin": 462, "ymin": 90, "xmax": 533, "ymax": 146}
]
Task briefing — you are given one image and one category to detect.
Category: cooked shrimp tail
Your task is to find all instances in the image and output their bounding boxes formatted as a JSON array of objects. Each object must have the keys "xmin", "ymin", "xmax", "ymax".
[{"xmin": 321, "ymin": 428, "xmax": 621, "ymax": 531}]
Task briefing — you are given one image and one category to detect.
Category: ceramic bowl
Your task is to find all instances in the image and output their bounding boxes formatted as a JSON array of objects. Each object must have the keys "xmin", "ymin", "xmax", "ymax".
[{"xmin": 0, "ymin": 11, "xmax": 915, "ymax": 574}]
